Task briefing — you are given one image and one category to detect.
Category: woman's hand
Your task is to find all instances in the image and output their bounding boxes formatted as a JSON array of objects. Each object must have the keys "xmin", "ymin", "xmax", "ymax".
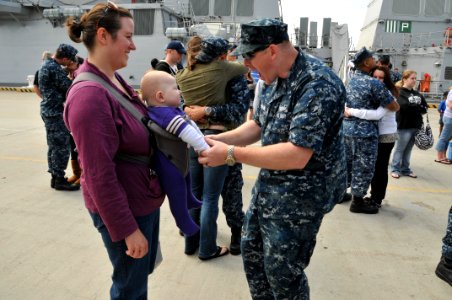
[
  {"xmin": 185, "ymin": 105, "xmax": 207, "ymax": 123},
  {"xmin": 125, "ymin": 228, "xmax": 148, "ymax": 259}
]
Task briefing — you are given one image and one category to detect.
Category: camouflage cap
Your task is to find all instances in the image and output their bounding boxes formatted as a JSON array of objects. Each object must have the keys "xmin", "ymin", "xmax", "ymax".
[
  {"xmin": 196, "ymin": 37, "xmax": 230, "ymax": 63},
  {"xmin": 352, "ymin": 47, "xmax": 374, "ymax": 66},
  {"xmin": 232, "ymin": 18, "xmax": 289, "ymax": 56},
  {"xmin": 57, "ymin": 44, "xmax": 78, "ymax": 61}
]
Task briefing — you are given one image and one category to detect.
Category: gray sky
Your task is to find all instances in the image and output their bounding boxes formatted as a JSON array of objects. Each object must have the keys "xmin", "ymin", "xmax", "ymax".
[{"xmin": 280, "ymin": 0, "xmax": 369, "ymax": 49}]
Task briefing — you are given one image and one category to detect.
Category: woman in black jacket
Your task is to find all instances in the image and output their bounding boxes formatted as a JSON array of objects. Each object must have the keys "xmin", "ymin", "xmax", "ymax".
[{"xmin": 390, "ymin": 70, "xmax": 428, "ymax": 178}]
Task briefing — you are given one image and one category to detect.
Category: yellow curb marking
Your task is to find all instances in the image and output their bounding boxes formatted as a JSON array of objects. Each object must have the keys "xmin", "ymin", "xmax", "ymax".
[{"xmin": 0, "ymin": 156, "xmax": 46, "ymax": 163}]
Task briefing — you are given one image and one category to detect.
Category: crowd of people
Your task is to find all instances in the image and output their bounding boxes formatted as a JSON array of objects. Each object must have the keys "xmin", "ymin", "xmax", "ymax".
[{"xmin": 29, "ymin": 2, "xmax": 451, "ymax": 298}]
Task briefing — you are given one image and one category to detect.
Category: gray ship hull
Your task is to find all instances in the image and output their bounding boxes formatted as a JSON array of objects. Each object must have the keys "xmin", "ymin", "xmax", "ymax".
[{"xmin": 0, "ymin": 0, "xmax": 281, "ymax": 86}]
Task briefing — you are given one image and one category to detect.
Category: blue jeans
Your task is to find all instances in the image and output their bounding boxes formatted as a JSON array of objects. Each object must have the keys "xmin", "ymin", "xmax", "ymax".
[
  {"xmin": 391, "ymin": 128, "xmax": 417, "ymax": 175},
  {"xmin": 436, "ymin": 116, "xmax": 452, "ymax": 152},
  {"xmin": 185, "ymin": 143, "xmax": 229, "ymax": 258},
  {"xmin": 90, "ymin": 210, "xmax": 160, "ymax": 300}
]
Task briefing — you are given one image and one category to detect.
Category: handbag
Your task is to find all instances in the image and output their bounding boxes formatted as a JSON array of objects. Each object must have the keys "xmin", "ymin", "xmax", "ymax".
[{"xmin": 414, "ymin": 114, "xmax": 434, "ymax": 150}]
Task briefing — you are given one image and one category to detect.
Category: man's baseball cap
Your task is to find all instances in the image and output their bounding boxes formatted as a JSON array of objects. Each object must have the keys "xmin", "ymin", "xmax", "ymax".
[
  {"xmin": 166, "ymin": 41, "xmax": 186, "ymax": 54},
  {"xmin": 352, "ymin": 47, "xmax": 374, "ymax": 66},
  {"xmin": 231, "ymin": 18, "xmax": 289, "ymax": 56}
]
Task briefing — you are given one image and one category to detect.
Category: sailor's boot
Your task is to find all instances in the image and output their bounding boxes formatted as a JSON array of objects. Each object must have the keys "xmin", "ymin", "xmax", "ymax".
[
  {"xmin": 435, "ymin": 255, "xmax": 452, "ymax": 286},
  {"xmin": 67, "ymin": 160, "xmax": 82, "ymax": 186},
  {"xmin": 54, "ymin": 176, "xmax": 80, "ymax": 191},
  {"xmin": 51, "ymin": 174, "xmax": 56, "ymax": 188},
  {"xmin": 230, "ymin": 226, "xmax": 242, "ymax": 255},
  {"xmin": 349, "ymin": 195, "xmax": 379, "ymax": 214}
]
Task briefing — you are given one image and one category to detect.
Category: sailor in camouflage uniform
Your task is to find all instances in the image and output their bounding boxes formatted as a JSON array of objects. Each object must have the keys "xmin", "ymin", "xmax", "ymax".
[
  {"xmin": 209, "ymin": 74, "xmax": 249, "ymax": 255},
  {"xmin": 435, "ymin": 205, "xmax": 452, "ymax": 285},
  {"xmin": 344, "ymin": 48, "xmax": 398, "ymax": 213},
  {"xmin": 201, "ymin": 39, "xmax": 250, "ymax": 255},
  {"xmin": 183, "ymin": 37, "xmax": 250, "ymax": 256},
  {"xmin": 38, "ymin": 44, "xmax": 79, "ymax": 191},
  {"xmin": 198, "ymin": 19, "xmax": 347, "ymax": 299}
]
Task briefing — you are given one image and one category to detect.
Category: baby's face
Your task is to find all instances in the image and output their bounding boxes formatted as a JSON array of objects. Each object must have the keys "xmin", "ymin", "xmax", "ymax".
[{"xmin": 162, "ymin": 77, "xmax": 181, "ymax": 107}]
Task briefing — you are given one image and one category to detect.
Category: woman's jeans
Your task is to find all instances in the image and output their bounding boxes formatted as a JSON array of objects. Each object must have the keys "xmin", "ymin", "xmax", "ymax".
[
  {"xmin": 436, "ymin": 116, "xmax": 452, "ymax": 152},
  {"xmin": 185, "ymin": 142, "xmax": 228, "ymax": 258},
  {"xmin": 391, "ymin": 128, "xmax": 417, "ymax": 175},
  {"xmin": 90, "ymin": 209, "xmax": 160, "ymax": 300}
]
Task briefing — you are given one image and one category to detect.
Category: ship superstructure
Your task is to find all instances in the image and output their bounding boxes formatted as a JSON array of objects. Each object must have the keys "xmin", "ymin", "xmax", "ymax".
[
  {"xmin": 0, "ymin": 0, "xmax": 281, "ymax": 86},
  {"xmin": 357, "ymin": 0, "xmax": 452, "ymax": 98}
]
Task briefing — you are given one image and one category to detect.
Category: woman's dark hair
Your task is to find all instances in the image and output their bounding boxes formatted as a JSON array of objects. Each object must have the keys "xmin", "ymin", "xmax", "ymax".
[
  {"xmin": 66, "ymin": 3, "xmax": 132, "ymax": 51},
  {"xmin": 75, "ymin": 56, "xmax": 84, "ymax": 65},
  {"xmin": 370, "ymin": 65, "xmax": 399, "ymax": 97}
]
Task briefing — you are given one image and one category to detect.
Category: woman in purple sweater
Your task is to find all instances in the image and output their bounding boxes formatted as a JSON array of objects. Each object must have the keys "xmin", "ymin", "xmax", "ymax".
[{"xmin": 64, "ymin": 3, "xmax": 164, "ymax": 299}]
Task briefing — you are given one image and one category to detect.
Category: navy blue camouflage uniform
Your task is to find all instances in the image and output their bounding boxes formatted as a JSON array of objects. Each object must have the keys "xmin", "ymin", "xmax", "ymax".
[
  {"xmin": 233, "ymin": 19, "xmax": 347, "ymax": 298},
  {"xmin": 344, "ymin": 70, "xmax": 393, "ymax": 197},
  {"xmin": 185, "ymin": 37, "xmax": 251, "ymax": 230},
  {"xmin": 442, "ymin": 206, "xmax": 452, "ymax": 259},
  {"xmin": 39, "ymin": 45, "xmax": 76, "ymax": 178},
  {"xmin": 210, "ymin": 76, "xmax": 250, "ymax": 229},
  {"xmin": 390, "ymin": 70, "xmax": 402, "ymax": 84}
]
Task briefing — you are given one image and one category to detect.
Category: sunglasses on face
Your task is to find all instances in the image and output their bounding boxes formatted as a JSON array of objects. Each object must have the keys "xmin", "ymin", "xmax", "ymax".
[
  {"xmin": 96, "ymin": 1, "xmax": 119, "ymax": 29},
  {"xmin": 242, "ymin": 45, "xmax": 269, "ymax": 60}
]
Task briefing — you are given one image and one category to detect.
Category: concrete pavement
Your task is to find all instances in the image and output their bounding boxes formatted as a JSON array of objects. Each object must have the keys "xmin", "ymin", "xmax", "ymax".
[{"xmin": 0, "ymin": 91, "xmax": 450, "ymax": 299}]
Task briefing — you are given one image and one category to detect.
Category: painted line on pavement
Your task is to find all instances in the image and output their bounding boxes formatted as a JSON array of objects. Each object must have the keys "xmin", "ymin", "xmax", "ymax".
[{"xmin": 0, "ymin": 155, "xmax": 46, "ymax": 163}]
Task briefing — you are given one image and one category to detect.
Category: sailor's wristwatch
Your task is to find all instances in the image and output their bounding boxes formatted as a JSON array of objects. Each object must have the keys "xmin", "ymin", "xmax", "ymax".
[
  {"xmin": 204, "ymin": 106, "xmax": 213, "ymax": 116},
  {"xmin": 225, "ymin": 145, "xmax": 236, "ymax": 166}
]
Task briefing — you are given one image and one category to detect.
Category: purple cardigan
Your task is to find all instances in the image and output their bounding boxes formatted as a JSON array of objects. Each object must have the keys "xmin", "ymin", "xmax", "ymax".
[{"xmin": 64, "ymin": 61, "xmax": 164, "ymax": 242}]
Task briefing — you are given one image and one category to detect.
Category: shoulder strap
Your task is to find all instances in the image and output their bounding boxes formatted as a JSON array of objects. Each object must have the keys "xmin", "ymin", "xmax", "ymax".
[
  {"xmin": 72, "ymin": 73, "xmax": 153, "ymax": 166},
  {"xmin": 73, "ymin": 72, "xmax": 178, "ymax": 140},
  {"xmin": 73, "ymin": 72, "xmax": 147, "ymax": 128},
  {"xmin": 72, "ymin": 72, "xmax": 187, "ymax": 173}
]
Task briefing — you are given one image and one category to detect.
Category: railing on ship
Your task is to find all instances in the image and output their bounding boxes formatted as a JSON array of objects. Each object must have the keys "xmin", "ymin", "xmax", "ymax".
[
  {"xmin": 377, "ymin": 30, "xmax": 452, "ymax": 49},
  {"xmin": 418, "ymin": 80, "xmax": 448, "ymax": 102}
]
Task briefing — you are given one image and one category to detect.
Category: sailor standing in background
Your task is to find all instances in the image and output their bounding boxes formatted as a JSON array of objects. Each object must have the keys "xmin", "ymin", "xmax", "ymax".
[
  {"xmin": 38, "ymin": 43, "xmax": 80, "ymax": 191},
  {"xmin": 154, "ymin": 40, "xmax": 186, "ymax": 76},
  {"xmin": 344, "ymin": 48, "xmax": 398, "ymax": 214}
]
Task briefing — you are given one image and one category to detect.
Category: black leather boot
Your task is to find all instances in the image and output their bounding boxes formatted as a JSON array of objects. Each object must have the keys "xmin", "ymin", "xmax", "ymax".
[
  {"xmin": 436, "ymin": 256, "xmax": 452, "ymax": 286},
  {"xmin": 54, "ymin": 176, "xmax": 80, "ymax": 191},
  {"xmin": 349, "ymin": 195, "xmax": 378, "ymax": 214},
  {"xmin": 230, "ymin": 227, "xmax": 242, "ymax": 255},
  {"xmin": 50, "ymin": 175, "xmax": 56, "ymax": 188}
]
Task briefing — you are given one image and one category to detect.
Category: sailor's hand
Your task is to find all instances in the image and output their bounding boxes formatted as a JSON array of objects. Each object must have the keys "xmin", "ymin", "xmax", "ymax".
[
  {"xmin": 125, "ymin": 229, "xmax": 148, "ymax": 259},
  {"xmin": 185, "ymin": 105, "xmax": 206, "ymax": 122},
  {"xmin": 198, "ymin": 137, "xmax": 228, "ymax": 167}
]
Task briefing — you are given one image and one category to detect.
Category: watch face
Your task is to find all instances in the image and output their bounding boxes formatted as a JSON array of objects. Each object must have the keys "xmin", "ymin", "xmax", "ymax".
[{"xmin": 226, "ymin": 158, "xmax": 235, "ymax": 166}]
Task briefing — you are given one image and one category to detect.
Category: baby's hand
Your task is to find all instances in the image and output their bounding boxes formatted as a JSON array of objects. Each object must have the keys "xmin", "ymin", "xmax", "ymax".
[{"xmin": 344, "ymin": 107, "xmax": 352, "ymax": 118}]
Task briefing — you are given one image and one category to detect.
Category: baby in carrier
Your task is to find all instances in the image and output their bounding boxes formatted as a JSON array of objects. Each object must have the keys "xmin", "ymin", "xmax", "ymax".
[{"xmin": 141, "ymin": 70, "xmax": 209, "ymax": 236}]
